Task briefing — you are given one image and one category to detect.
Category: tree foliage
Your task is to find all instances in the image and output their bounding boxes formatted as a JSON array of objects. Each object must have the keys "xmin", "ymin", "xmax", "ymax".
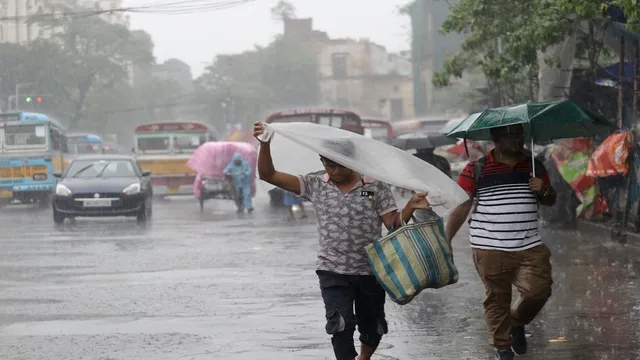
[
  {"xmin": 0, "ymin": 9, "xmax": 190, "ymax": 142},
  {"xmin": 195, "ymin": 30, "xmax": 319, "ymax": 130},
  {"xmin": 433, "ymin": 0, "xmax": 640, "ymax": 104},
  {"xmin": 28, "ymin": 13, "xmax": 153, "ymax": 129},
  {"xmin": 271, "ymin": 0, "xmax": 296, "ymax": 21}
]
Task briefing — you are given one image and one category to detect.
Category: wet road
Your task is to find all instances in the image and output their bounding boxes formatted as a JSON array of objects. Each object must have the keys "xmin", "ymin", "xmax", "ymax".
[{"xmin": 0, "ymin": 193, "xmax": 639, "ymax": 360}]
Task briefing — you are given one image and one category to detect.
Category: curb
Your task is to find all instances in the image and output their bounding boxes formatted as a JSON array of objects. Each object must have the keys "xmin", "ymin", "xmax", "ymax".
[{"xmin": 576, "ymin": 219, "xmax": 640, "ymax": 251}]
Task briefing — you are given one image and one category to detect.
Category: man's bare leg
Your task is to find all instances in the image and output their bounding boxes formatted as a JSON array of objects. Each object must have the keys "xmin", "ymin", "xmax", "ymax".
[
  {"xmin": 300, "ymin": 203, "xmax": 308, "ymax": 218},
  {"xmin": 356, "ymin": 343, "xmax": 376, "ymax": 360},
  {"xmin": 288, "ymin": 206, "xmax": 295, "ymax": 220}
]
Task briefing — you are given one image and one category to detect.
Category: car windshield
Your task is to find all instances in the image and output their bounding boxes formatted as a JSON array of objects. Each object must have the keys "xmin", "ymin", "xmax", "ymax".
[
  {"xmin": 4, "ymin": 124, "xmax": 47, "ymax": 147},
  {"xmin": 67, "ymin": 160, "xmax": 136, "ymax": 178},
  {"xmin": 137, "ymin": 137, "xmax": 170, "ymax": 151}
]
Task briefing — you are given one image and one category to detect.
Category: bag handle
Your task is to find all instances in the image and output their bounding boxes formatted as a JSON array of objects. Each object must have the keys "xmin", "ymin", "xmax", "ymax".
[{"xmin": 390, "ymin": 212, "xmax": 418, "ymax": 232}]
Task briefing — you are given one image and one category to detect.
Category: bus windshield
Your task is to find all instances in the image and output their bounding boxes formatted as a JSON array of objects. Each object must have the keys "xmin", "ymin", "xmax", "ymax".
[
  {"xmin": 173, "ymin": 134, "xmax": 207, "ymax": 151},
  {"xmin": 137, "ymin": 136, "xmax": 170, "ymax": 152},
  {"xmin": 4, "ymin": 124, "xmax": 47, "ymax": 148}
]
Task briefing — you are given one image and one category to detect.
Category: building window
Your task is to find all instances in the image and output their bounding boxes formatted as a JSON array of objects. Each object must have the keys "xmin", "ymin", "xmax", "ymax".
[
  {"xmin": 331, "ymin": 53, "xmax": 348, "ymax": 77},
  {"xmin": 390, "ymin": 98, "xmax": 404, "ymax": 120}
]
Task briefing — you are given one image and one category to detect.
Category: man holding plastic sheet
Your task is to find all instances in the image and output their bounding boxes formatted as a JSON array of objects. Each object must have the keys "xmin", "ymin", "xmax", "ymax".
[
  {"xmin": 253, "ymin": 121, "xmax": 430, "ymax": 360},
  {"xmin": 445, "ymin": 124, "xmax": 557, "ymax": 360}
]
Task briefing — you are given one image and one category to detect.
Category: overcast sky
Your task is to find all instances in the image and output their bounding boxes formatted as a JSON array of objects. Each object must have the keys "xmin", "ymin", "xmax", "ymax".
[{"xmin": 124, "ymin": 0, "xmax": 411, "ymax": 77}]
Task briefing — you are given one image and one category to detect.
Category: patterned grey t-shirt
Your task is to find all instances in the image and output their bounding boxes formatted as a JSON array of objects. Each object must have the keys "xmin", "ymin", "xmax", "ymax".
[{"xmin": 298, "ymin": 171, "xmax": 398, "ymax": 275}]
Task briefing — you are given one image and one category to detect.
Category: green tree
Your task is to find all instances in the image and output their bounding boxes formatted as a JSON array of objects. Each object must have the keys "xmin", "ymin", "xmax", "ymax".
[
  {"xmin": 196, "ymin": 36, "xmax": 319, "ymax": 130},
  {"xmin": 28, "ymin": 12, "xmax": 153, "ymax": 130},
  {"xmin": 433, "ymin": 0, "xmax": 640, "ymax": 104},
  {"xmin": 0, "ymin": 43, "xmax": 32, "ymax": 111},
  {"xmin": 261, "ymin": 36, "xmax": 320, "ymax": 107},
  {"xmin": 271, "ymin": 0, "xmax": 296, "ymax": 21}
]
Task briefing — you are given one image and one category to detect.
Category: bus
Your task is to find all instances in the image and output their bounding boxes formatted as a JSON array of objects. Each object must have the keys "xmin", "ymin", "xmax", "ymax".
[
  {"xmin": 264, "ymin": 108, "xmax": 365, "ymax": 206},
  {"xmin": 134, "ymin": 121, "xmax": 218, "ymax": 197},
  {"xmin": 361, "ymin": 118, "xmax": 395, "ymax": 144},
  {"xmin": 0, "ymin": 112, "xmax": 68, "ymax": 205},
  {"xmin": 67, "ymin": 133, "xmax": 104, "ymax": 157},
  {"xmin": 265, "ymin": 108, "xmax": 365, "ymax": 135}
]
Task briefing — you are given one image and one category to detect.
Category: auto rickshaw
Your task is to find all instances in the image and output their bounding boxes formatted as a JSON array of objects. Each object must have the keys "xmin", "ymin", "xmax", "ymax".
[{"xmin": 187, "ymin": 141, "xmax": 257, "ymax": 213}]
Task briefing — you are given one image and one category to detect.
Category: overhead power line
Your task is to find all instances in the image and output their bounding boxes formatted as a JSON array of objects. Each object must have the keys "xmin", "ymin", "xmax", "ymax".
[{"xmin": 0, "ymin": 0, "xmax": 258, "ymax": 21}]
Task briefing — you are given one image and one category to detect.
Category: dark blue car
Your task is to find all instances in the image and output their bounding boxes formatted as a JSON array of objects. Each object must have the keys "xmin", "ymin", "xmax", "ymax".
[{"xmin": 52, "ymin": 154, "xmax": 153, "ymax": 224}]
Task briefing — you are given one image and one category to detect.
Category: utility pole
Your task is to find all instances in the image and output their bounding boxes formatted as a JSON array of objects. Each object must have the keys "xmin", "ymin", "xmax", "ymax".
[
  {"xmin": 410, "ymin": 0, "xmax": 427, "ymax": 117},
  {"xmin": 14, "ymin": 82, "xmax": 33, "ymax": 111}
]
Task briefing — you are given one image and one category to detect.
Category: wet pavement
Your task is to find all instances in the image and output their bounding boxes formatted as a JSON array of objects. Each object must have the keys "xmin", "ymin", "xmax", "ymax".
[{"xmin": 0, "ymin": 192, "xmax": 639, "ymax": 360}]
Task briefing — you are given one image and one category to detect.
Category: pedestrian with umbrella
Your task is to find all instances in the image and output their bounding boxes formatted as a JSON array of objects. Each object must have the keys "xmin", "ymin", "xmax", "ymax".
[{"xmin": 443, "ymin": 100, "xmax": 614, "ymax": 360}]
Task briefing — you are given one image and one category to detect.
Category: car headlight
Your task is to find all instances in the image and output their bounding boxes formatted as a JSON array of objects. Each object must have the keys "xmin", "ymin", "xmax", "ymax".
[
  {"xmin": 123, "ymin": 183, "xmax": 141, "ymax": 195},
  {"xmin": 55, "ymin": 184, "xmax": 72, "ymax": 197}
]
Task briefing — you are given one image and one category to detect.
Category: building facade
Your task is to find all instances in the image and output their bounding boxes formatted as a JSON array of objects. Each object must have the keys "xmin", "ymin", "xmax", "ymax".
[
  {"xmin": 151, "ymin": 58, "xmax": 194, "ymax": 93},
  {"xmin": 284, "ymin": 17, "xmax": 414, "ymax": 120},
  {"xmin": 0, "ymin": 0, "xmax": 127, "ymax": 44}
]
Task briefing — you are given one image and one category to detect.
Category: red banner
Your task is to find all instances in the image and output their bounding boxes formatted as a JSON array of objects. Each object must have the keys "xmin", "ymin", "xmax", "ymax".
[{"xmin": 587, "ymin": 132, "xmax": 632, "ymax": 177}]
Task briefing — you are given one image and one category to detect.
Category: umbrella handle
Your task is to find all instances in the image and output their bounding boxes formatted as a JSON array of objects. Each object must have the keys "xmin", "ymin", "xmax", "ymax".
[
  {"xmin": 464, "ymin": 137, "xmax": 469, "ymax": 158},
  {"xmin": 531, "ymin": 136, "xmax": 536, "ymax": 178}
]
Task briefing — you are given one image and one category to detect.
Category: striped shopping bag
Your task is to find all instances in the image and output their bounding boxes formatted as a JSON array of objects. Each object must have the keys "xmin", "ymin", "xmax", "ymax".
[{"xmin": 365, "ymin": 217, "xmax": 458, "ymax": 305}]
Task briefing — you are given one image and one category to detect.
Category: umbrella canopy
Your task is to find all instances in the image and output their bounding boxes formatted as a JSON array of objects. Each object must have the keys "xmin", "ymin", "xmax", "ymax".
[
  {"xmin": 446, "ymin": 100, "xmax": 615, "ymax": 142},
  {"xmin": 439, "ymin": 113, "xmax": 480, "ymax": 135},
  {"xmin": 392, "ymin": 131, "xmax": 458, "ymax": 150}
]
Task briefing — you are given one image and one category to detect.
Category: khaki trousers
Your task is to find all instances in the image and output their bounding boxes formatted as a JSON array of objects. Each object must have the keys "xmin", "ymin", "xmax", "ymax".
[{"xmin": 472, "ymin": 244, "xmax": 553, "ymax": 348}]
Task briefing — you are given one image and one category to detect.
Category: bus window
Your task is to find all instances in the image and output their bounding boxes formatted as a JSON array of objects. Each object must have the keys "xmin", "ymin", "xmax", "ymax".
[
  {"xmin": 138, "ymin": 137, "xmax": 170, "ymax": 151},
  {"xmin": 60, "ymin": 135, "xmax": 68, "ymax": 153},
  {"xmin": 317, "ymin": 115, "xmax": 343, "ymax": 128},
  {"xmin": 318, "ymin": 116, "xmax": 331, "ymax": 126},
  {"xmin": 51, "ymin": 128, "xmax": 61, "ymax": 151},
  {"xmin": 4, "ymin": 124, "xmax": 47, "ymax": 146}
]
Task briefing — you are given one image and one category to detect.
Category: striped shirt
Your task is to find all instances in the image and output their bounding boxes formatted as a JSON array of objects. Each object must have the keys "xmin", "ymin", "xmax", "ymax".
[{"xmin": 457, "ymin": 150, "xmax": 550, "ymax": 251}]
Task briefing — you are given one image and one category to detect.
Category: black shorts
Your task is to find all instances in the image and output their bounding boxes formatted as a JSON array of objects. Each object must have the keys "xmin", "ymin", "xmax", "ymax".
[{"xmin": 317, "ymin": 270, "xmax": 388, "ymax": 360}]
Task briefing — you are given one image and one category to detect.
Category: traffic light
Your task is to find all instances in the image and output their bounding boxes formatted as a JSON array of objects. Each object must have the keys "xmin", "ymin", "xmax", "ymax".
[{"xmin": 24, "ymin": 96, "xmax": 43, "ymax": 104}]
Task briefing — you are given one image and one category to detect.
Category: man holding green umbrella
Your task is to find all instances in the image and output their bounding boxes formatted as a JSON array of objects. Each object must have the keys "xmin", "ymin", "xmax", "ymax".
[
  {"xmin": 446, "ymin": 124, "xmax": 556, "ymax": 359},
  {"xmin": 444, "ymin": 100, "xmax": 613, "ymax": 360}
]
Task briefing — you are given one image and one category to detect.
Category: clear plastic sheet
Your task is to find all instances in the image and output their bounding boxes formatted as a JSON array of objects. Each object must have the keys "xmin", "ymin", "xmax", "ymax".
[{"xmin": 259, "ymin": 122, "xmax": 470, "ymax": 216}]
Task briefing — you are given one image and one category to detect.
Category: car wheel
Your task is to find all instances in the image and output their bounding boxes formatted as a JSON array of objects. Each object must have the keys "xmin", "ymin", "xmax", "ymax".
[
  {"xmin": 136, "ymin": 203, "xmax": 147, "ymax": 223},
  {"xmin": 53, "ymin": 209, "xmax": 65, "ymax": 225}
]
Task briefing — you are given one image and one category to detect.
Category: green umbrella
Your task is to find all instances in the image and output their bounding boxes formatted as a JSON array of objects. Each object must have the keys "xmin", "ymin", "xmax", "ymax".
[
  {"xmin": 438, "ymin": 113, "xmax": 480, "ymax": 135},
  {"xmin": 446, "ymin": 100, "xmax": 615, "ymax": 176}
]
